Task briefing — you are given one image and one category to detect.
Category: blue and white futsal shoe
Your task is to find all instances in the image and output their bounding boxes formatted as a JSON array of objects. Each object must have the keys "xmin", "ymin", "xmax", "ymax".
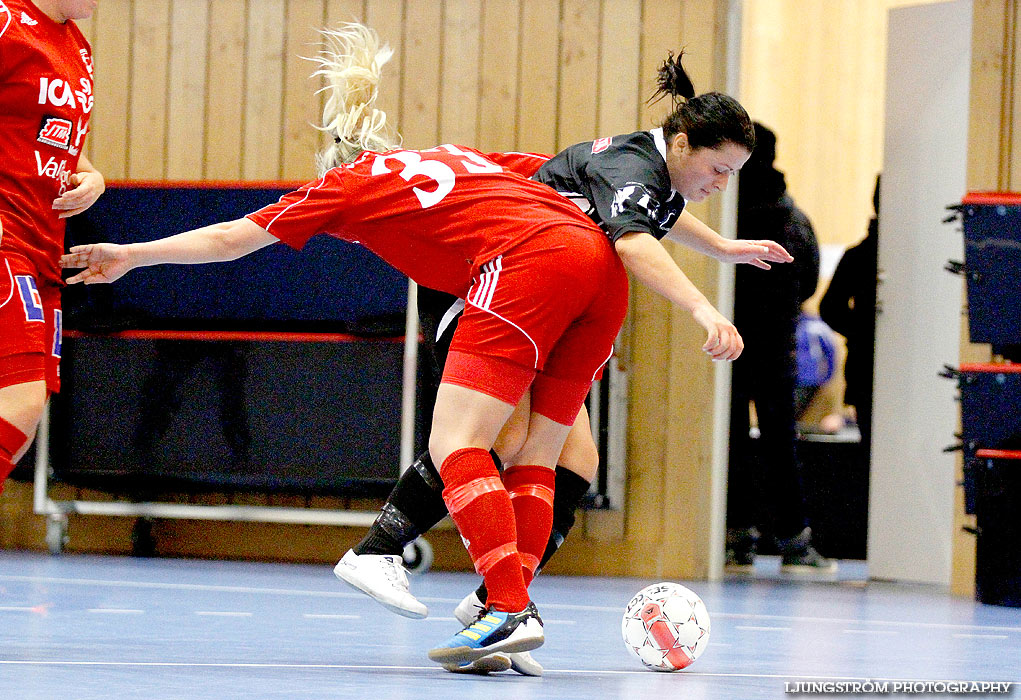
[
  {"xmin": 453, "ymin": 591, "xmax": 544, "ymax": 676},
  {"xmin": 427, "ymin": 601, "xmax": 544, "ymax": 665}
]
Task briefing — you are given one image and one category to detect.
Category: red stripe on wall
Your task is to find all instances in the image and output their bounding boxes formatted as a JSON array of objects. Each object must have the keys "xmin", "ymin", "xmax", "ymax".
[{"xmin": 63, "ymin": 329, "xmax": 405, "ymax": 343}]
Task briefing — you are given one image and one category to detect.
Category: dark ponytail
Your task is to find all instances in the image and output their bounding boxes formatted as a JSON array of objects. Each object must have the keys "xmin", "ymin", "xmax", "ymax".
[
  {"xmin": 650, "ymin": 50, "xmax": 755, "ymax": 153},
  {"xmin": 650, "ymin": 50, "xmax": 696, "ymax": 103}
]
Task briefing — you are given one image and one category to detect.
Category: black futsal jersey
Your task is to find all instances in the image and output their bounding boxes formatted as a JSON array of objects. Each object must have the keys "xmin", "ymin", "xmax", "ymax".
[
  {"xmin": 533, "ymin": 128, "xmax": 687, "ymax": 243},
  {"xmin": 419, "ymin": 129, "xmax": 688, "ymax": 357}
]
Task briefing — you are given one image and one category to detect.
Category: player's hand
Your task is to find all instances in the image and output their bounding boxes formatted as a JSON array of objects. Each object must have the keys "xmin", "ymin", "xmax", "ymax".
[
  {"xmin": 60, "ymin": 244, "xmax": 133, "ymax": 284},
  {"xmin": 718, "ymin": 238, "xmax": 793, "ymax": 269},
  {"xmin": 691, "ymin": 302, "xmax": 743, "ymax": 361},
  {"xmin": 52, "ymin": 170, "xmax": 106, "ymax": 219}
]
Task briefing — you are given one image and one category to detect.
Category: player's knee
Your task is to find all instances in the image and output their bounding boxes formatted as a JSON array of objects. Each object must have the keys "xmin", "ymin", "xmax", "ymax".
[
  {"xmin": 558, "ymin": 438, "xmax": 599, "ymax": 482},
  {"xmin": 492, "ymin": 420, "xmax": 528, "ymax": 464},
  {"xmin": 0, "ymin": 381, "xmax": 47, "ymax": 435}
]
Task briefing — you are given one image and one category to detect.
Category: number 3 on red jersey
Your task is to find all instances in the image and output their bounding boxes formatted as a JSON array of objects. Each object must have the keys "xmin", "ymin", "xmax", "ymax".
[{"xmin": 370, "ymin": 145, "xmax": 502, "ymax": 209}]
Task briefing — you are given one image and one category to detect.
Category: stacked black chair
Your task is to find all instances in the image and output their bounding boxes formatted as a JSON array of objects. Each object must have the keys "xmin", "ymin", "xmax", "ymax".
[{"xmin": 947, "ymin": 193, "xmax": 1021, "ymax": 607}]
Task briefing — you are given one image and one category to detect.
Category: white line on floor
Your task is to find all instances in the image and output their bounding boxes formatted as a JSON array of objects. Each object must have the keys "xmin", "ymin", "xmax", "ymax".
[
  {"xmin": 420, "ymin": 616, "xmax": 574, "ymax": 625},
  {"xmin": 2, "ymin": 574, "xmax": 1016, "ymax": 635},
  {"xmin": 1, "ymin": 660, "xmax": 1015, "ymax": 685},
  {"xmin": 734, "ymin": 626, "xmax": 791, "ymax": 632},
  {"xmin": 87, "ymin": 609, "xmax": 144, "ymax": 614},
  {"xmin": 302, "ymin": 613, "xmax": 360, "ymax": 620},
  {"xmin": 842, "ymin": 629, "xmax": 898, "ymax": 635},
  {"xmin": 195, "ymin": 611, "xmax": 254, "ymax": 617}
]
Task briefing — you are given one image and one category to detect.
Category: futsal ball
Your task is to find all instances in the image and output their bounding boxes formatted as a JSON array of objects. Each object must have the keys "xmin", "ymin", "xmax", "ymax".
[{"xmin": 621, "ymin": 582, "xmax": 710, "ymax": 671}]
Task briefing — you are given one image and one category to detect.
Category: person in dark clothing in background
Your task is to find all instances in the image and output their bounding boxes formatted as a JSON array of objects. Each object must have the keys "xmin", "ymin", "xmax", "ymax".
[
  {"xmin": 820, "ymin": 175, "xmax": 880, "ymax": 459},
  {"xmin": 726, "ymin": 122, "xmax": 834, "ymax": 572}
]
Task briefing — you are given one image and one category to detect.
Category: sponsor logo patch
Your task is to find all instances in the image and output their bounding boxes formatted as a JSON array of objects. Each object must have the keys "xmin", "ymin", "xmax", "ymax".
[
  {"xmin": 38, "ymin": 116, "xmax": 73, "ymax": 149},
  {"xmin": 591, "ymin": 137, "xmax": 612, "ymax": 154},
  {"xmin": 20, "ymin": 10, "xmax": 36, "ymax": 25}
]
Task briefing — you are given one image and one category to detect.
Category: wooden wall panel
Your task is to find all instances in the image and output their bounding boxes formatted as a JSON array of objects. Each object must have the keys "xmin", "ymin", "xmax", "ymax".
[
  {"xmin": 167, "ymin": 0, "xmax": 210, "ymax": 179},
  {"xmin": 243, "ymin": 0, "xmax": 286, "ymax": 179},
  {"xmin": 88, "ymin": 0, "xmax": 131, "ymax": 178},
  {"xmin": 517, "ymin": 0, "xmax": 559, "ymax": 154},
  {"xmin": 556, "ymin": 0, "xmax": 599, "ymax": 149},
  {"xmin": 477, "ymin": 0, "xmax": 520, "ymax": 151},
  {"xmin": 597, "ymin": 0, "xmax": 642, "ymax": 136},
  {"xmin": 439, "ymin": 0, "xmax": 482, "ymax": 146},
  {"xmin": 281, "ymin": 0, "xmax": 328, "ymax": 180},
  {"xmin": 616, "ymin": 1, "xmax": 683, "ymax": 551},
  {"xmin": 127, "ymin": 0, "xmax": 171, "ymax": 178},
  {"xmin": 399, "ymin": 0, "xmax": 442, "ymax": 149},
  {"xmin": 364, "ymin": 0, "xmax": 403, "ymax": 146},
  {"xmin": 1007, "ymin": 2, "xmax": 1021, "ymax": 190},
  {"xmin": 327, "ymin": 0, "xmax": 365, "ymax": 24},
  {"xmin": 205, "ymin": 1, "xmax": 247, "ymax": 179},
  {"xmin": 665, "ymin": 0, "xmax": 724, "ymax": 578}
]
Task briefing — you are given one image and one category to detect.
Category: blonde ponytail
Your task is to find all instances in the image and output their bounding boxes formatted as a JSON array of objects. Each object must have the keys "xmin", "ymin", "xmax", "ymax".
[{"xmin": 311, "ymin": 22, "xmax": 401, "ymax": 174}]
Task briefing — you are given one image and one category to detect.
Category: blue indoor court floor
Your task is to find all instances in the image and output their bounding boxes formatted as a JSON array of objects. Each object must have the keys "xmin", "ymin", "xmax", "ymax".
[{"xmin": 1, "ymin": 551, "xmax": 1019, "ymax": 700}]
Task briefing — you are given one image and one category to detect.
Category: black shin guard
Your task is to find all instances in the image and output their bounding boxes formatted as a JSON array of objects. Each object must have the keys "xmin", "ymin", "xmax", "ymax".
[
  {"xmin": 475, "ymin": 465, "xmax": 591, "ymax": 604},
  {"xmin": 354, "ymin": 451, "xmax": 450, "ymax": 556}
]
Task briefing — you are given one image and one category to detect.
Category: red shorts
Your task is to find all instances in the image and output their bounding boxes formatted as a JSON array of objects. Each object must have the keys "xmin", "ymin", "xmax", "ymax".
[
  {"xmin": 0, "ymin": 254, "xmax": 62, "ymax": 393},
  {"xmin": 442, "ymin": 225, "xmax": 628, "ymax": 425}
]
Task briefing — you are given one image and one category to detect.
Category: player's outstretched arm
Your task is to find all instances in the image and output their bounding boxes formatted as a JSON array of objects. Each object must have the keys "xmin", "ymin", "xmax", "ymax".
[
  {"xmin": 613, "ymin": 231, "xmax": 743, "ymax": 361},
  {"xmin": 60, "ymin": 218, "xmax": 278, "ymax": 284},
  {"xmin": 668, "ymin": 210, "xmax": 793, "ymax": 269}
]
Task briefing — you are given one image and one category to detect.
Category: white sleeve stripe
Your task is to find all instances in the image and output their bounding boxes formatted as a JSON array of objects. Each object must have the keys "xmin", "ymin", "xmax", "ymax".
[
  {"xmin": 263, "ymin": 172, "xmax": 332, "ymax": 231},
  {"xmin": 0, "ymin": 259, "xmax": 15, "ymax": 311},
  {"xmin": 503, "ymin": 152, "xmax": 550, "ymax": 162},
  {"xmin": 0, "ymin": 4, "xmax": 12, "ymax": 39}
]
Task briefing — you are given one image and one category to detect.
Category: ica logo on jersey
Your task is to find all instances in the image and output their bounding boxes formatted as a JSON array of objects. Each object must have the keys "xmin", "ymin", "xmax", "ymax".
[{"xmin": 38, "ymin": 76, "xmax": 94, "ymax": 114}]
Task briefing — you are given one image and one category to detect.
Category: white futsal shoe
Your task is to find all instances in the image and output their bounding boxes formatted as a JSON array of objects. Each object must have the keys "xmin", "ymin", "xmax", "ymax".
[
  {"xmin": 333, "ymin": 549, "xmax": 428, "ymax": 619},
  {"xmin": 442, "ymin": 653, "xmax": 512, "ymax": 675},
  {"xmin": 453, "ymin": 590, "xmax": 544, "ymax": 676}
]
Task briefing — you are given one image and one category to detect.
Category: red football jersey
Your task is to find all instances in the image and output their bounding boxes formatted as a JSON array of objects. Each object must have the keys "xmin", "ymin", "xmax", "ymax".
[
  {"xmin": 0, "ymin": 0, "xmax": 93, "ymax": 284},
  {"xmin": 247, "ymin": 144, "xmax": 599, "ymax": 298}
]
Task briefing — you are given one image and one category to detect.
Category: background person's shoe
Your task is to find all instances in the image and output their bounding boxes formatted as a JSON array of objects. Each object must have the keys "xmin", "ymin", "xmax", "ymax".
[
  {"xmin": 454, "ymin": 590, "xmax": 486, "ymax": 626},
  {"xmin": 777, "ymin": 527, "xmax": 837, "ymax": 573},
  {"xmin": 333, "ymin": 550, "xmax": 428, "ymax": 619},
  {"xmin": 725, "ymin": 526, "xmax": 760, "ymax": 571}
]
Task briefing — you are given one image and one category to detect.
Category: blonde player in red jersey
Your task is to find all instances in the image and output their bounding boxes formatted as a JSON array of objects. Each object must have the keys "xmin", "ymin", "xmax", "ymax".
[
  {"xmin": 61, "ymin": 23, "xmax": 744, "ymax": 671},
  {"xmin": 60, "ymin": 23, "xmax": 643, "ymax": 669},
  {"xmin": 0, "ymin": 0, "xmax": 104, "ymax": 493}
]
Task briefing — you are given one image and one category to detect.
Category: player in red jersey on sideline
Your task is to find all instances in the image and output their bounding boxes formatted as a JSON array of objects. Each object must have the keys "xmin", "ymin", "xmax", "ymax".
[{"xmin": 0, "ymin": 0, "xmax": 104, "ymax": 493}]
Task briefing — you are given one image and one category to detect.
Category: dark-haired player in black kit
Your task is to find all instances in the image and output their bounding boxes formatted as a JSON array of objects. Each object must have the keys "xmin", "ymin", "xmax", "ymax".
[{"xmin": 336, "ymin": 50, "xmax": 793, "ymax": 675}]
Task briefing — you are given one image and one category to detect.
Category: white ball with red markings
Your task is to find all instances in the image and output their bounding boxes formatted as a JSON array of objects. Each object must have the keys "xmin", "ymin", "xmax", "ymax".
[{"xmin": 620, "ymin": 582, "xmax": 711, "ymax": 671}]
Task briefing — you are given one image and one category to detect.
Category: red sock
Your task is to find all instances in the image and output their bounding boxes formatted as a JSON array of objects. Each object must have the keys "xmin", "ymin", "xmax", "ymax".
[
  {"xmin": 503, "ymin": 465, "xmax": 555, "ymax": 586},
  {"xmin": 439, "ymin": 447, "xmax": 529, "ymax": 613},
  {"xmin": 0, "ymin": 417, "xmax": 28, "ymax": 494}
]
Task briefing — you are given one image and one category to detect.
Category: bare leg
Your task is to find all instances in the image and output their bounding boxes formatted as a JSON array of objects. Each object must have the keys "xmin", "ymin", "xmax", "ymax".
[{"xmin": 0, "ymin": 380, "xmax": 46, "ymax": 462}]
